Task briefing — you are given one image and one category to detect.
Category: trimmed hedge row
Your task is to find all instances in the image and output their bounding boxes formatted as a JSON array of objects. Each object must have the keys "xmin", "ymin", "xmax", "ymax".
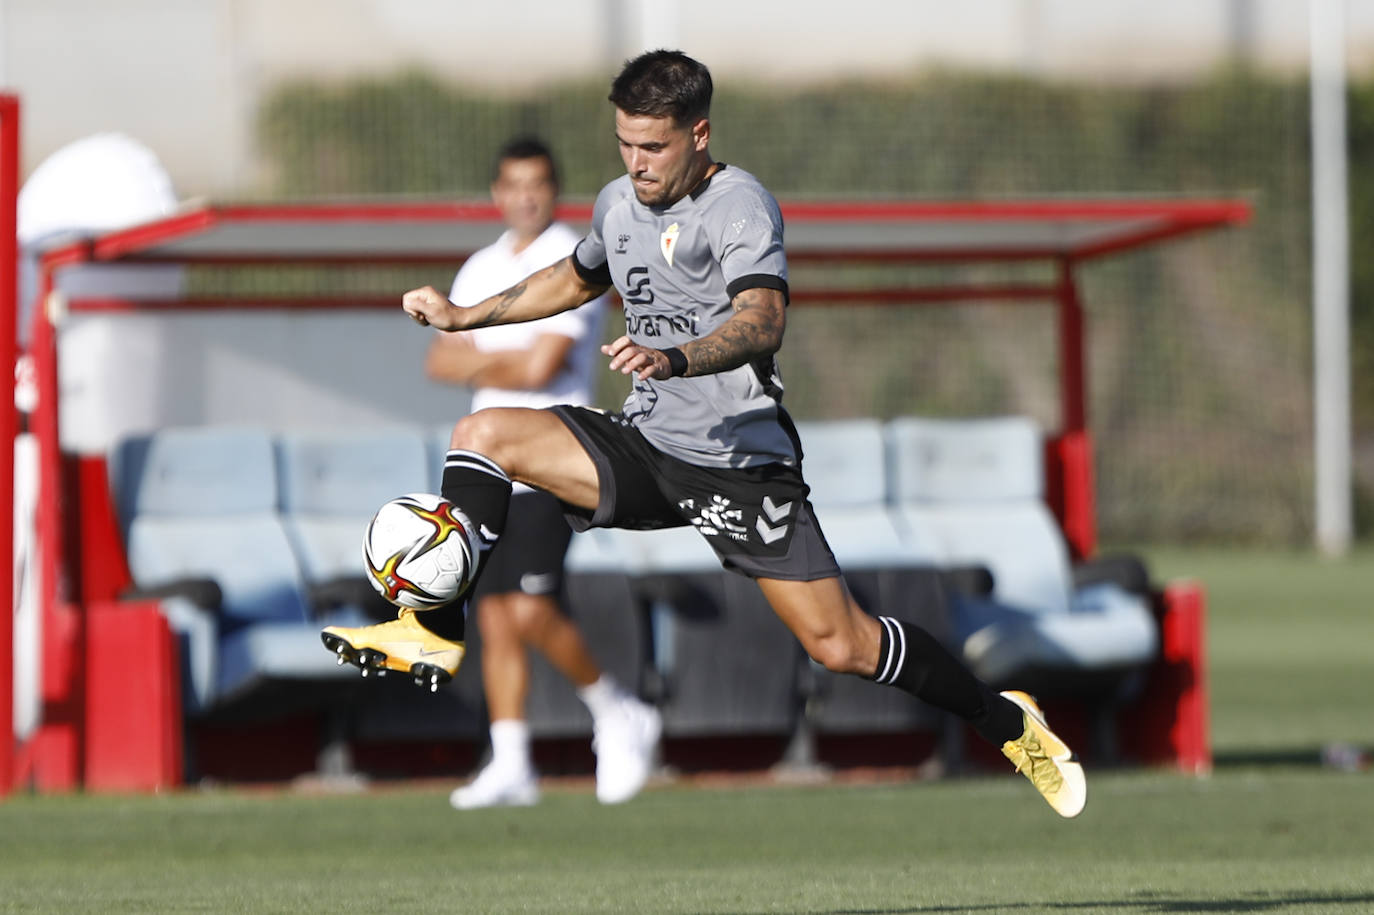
[{"xmin": 254, "ymin": 70, "xmax": 1367, "ymax": 543}]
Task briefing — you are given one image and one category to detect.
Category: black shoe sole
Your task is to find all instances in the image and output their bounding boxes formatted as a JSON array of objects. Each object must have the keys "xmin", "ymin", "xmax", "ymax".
[{"xmin": 321, "ymin": 631, "xmax": 453, "ymax": 691}]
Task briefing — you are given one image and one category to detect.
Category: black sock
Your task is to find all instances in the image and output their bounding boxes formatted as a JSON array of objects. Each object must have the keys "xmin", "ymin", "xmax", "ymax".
[
  {"xmin": 872, "ymin": 616, "xmax": 1025, "ymax": 746},
  {"xmin": 414, "ymin": 450, "xmax": 512, "ymax": 641},
  {"xmin": 439, "ymin": 449, "xmax": 513, "ymax": 540}
]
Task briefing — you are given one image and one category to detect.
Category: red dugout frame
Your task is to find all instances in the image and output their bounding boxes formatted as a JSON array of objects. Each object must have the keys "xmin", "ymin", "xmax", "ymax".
[
  {"xmin": 8, "ymin": 195, "xmax": 1249, "ymax": 791},
  {"xmin": 1, "ymin": 95, "xmax": 19, "ymax": 796}
]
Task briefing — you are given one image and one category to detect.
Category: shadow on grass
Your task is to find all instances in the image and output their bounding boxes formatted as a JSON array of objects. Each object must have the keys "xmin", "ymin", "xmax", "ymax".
[
  {"xmin": 1212, "ymin": 746, "xmax": 1369, "ymax": 770},
  {"xmin": 1213, "ymin": 748, "xmax": 1323, "ymax": 768},
  {"xmin": 811, "ymin": 891, "xmax": 1374, "ymax": 914}
]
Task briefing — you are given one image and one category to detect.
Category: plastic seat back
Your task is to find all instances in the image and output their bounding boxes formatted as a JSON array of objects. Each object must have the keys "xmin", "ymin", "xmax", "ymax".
[
  {"xmin": 117, "ymin": 425, "xmax": 309, "ymax": 627},
  {"xmin": 796, "ymin": 418, "xmax": 887, "ymax": 510},
  {"xmin": 888, "ymin": 416, "xmax": 1071, "ymax": 615},
  {"xmin": 276, "ymin": 426, "xmax": 431, "ymax": 583},
  {"xmin": 795, "ymin": 418, "xmax": 940, "ymax": 569},
  {"xmin": 277, "ymin": 425, "xmax": 432, "ymax": 516}
]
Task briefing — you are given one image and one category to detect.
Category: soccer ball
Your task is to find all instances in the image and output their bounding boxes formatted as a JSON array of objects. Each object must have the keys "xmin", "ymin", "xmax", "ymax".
[{"xmin": 362, "ymin": 493, "xmax": 481, "ymax": 610}]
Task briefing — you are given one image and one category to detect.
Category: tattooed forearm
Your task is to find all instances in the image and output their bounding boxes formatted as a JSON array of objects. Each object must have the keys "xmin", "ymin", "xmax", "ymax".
[
  {"xmin": 461, "ymin": 258, "xmax": 602, "ymax": 330},
  {"xmin": 470, "ymin": 280, "xmax": 527, "ymax": 328},
  {"xmin": 681, "ymin": 287, "xmax": 786, "ymax": 376}
]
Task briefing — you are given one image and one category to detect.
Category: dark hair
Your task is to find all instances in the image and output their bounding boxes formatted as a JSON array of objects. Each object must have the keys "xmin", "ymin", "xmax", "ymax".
[
  {"xmin": 608, "ymin": 49, "xmax": 712, "ymax": 125},
  {"xmin": 493, "ymin": 136, "xmax": 559, "ymax": 187}
]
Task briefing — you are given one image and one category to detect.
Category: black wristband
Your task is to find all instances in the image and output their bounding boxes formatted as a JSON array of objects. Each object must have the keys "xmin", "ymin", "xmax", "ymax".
[{"xmin": 662, "ymin": 347, "xmax": 688, "ymax": 377}]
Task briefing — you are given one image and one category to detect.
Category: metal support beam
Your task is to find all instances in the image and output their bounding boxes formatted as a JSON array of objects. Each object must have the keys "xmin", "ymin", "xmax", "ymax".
[{"xmin": 1310, "ymin": 0, "xmax": 1352, "ymax": 556}]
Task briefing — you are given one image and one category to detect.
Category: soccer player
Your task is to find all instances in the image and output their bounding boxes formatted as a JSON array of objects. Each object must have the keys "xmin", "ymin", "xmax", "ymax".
[
  {"xmin": 426, "ymin": 137, "xmax": 660, "ymax": 808},
  {"xmin": 325, "ymin": 50, "xmax": 1086, "ymax": 817}
]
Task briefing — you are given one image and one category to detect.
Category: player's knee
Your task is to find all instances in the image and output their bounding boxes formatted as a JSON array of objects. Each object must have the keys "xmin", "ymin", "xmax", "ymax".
[
  {"xmin": 475, "ymin": 595, "xmax": 517, "ymax": 639},
  {"xmin": 450, "ymin": 409, "xmax": 510, "ymax": 460},
  {"xmin": 507, "ymin": 593, "xmax": 558, "ymax": 639},
  {"xmin": 803, "ymin": 630, "xmax": 866, "ymax": 676}
]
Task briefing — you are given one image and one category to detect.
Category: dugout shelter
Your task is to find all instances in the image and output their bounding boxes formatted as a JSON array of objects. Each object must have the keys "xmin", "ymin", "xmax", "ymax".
[{"xmin": 4, "ymin": 193, "xmax": 1248, "ymax": 793}]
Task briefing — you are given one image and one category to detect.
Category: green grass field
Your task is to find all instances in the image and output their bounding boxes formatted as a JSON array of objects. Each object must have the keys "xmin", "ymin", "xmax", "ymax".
[
  {"xmin": 2, "ymin": 547, "xmax": 1372, "ymax": 914},
  {"xmin": 1139, "ymin": 545, "xmax": 1374, "ymax": 759}
]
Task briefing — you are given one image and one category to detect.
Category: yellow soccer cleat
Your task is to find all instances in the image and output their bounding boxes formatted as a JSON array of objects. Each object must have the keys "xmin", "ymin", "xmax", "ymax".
[
  {"xmin": 999, "ymin": 690, "xmax": 1087, "ymax": 818},
  {"xmin": 321, "ymin": 609, "xmax": 465, "ymax": 693}
]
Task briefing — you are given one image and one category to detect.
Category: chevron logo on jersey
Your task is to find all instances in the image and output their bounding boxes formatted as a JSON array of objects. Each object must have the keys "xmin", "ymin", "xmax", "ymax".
[{"xmin": 660, "ymin": 223, "xmax": 680, "ymax": 266}]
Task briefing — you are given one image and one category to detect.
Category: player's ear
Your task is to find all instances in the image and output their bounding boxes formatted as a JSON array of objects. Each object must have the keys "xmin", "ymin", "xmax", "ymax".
[{"xmin": 691, "ymin": 117, "xmax": 710, "ymax": 152}]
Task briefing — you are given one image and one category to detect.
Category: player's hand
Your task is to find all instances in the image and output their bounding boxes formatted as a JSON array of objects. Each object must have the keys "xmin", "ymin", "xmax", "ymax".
[
  {"xmin": 402, "ymin": 286, "xmax": 463, "ymax": 330},
  {"xmin": 602, "ymin": 335, "xmax": 672, "ymax": 381}
]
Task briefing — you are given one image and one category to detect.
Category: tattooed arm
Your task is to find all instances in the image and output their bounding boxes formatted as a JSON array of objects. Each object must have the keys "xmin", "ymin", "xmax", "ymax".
[
  {"xmin": 603, "ymin": 286, "xmax": 787, "ymax": 381},
  {"xmin": 403, "ymin": 255, "xmax": 608, "ymax": 333}
]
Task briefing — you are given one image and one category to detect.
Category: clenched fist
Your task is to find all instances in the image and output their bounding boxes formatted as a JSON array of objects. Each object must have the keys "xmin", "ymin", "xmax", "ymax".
[{"xmin": 402, "ymin": 286, "xmax": 463, "ymax": 330}]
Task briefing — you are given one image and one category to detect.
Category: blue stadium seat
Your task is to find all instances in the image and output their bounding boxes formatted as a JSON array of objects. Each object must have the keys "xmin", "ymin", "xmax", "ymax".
[
  {"xmin": 886, "ymin": 416, "xmax": 1158, "ymax": 693},
  {"xmin": 795, "ymin": 418, "xmax": 940, "ymax": 569},
  {"xmin": 277, "ymin": 425, "xmax": 432, "ymax": 518},
  {"xmin": 112, "ymin": 425, "xmax": 278, "ymax": 538},
  {"xmin": 888, "ymin": 415, "xmax": 1070, "ymax": 613},
  {"xmin": 275, "ymin": 425, "xmax": 432, "ymax": 620},
  {"xmin": 275, "ymin": 424, "xmax": 487, "ymax": 740},
  {"xmin": 113, "ymin": 425, "xmax": 353, "ymax": 714},
  {"xmin": 796, "ymin": 418, "xmax": 888, "ymax": 508}
]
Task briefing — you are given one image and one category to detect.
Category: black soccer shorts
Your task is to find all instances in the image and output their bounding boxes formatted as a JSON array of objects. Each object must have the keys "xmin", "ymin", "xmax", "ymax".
[
  {"xmin": 472, "ymin": 490, "xmax": 574, "ymax": 601},
  {"xmin": 549, "ymin": 405, "xmax": 841, "ymax": 582}
]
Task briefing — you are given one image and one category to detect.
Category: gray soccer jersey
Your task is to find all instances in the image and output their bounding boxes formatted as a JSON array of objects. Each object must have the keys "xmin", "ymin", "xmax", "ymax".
[{"xmin": 573, "ymin": 166, "xmax": 799, "ymax": 469}]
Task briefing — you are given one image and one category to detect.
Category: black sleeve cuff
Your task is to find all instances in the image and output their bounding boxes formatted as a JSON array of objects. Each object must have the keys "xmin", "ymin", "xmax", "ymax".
[
  {"xmin": 572, "ymin": 242, "xmax": 613, "ymax": 288},
  {"xmin": 726, "ymin": 273, "xmax": 790, "ymax": 305}
]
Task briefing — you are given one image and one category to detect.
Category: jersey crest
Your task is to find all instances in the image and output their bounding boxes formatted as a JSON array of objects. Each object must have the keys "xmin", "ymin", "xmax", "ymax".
[{"xmin": 659, "ymin": 223, "xmax": 680, "ymax": 267}]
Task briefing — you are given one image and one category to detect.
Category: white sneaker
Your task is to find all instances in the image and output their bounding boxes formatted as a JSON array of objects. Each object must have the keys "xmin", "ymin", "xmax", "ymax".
[
  {"xmin": 449, "ymin": 761, "xmax": 540, "ymax": 810},
  {"xmin": 592, "ymin": 698, "xmax": 662, "ymax": 805}
]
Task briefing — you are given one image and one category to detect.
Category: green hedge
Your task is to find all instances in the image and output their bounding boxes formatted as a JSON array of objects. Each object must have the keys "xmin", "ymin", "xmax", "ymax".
[{"xmin": 255, "ymin": 69, "xmax": 1365, "ymax": 544}]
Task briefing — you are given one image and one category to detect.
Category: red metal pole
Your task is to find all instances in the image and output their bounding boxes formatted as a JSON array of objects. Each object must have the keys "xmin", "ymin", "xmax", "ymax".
[
  {"xmin": 1057, "ymin": 257, "xmax": 1087, "ymax": 433},
  {"xmin": 0, "ymin": 94, "xmax": 21, "ymax": 797},
  {"xmin": 1050, "ymin": 257, "xmax": 1099, "ymax": 558}
]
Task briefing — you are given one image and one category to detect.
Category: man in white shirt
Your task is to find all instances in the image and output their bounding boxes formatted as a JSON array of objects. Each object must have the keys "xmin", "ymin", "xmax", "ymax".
[{"xmin": 427, "ymin": 138, "xmax": 660, "ymax": 808}]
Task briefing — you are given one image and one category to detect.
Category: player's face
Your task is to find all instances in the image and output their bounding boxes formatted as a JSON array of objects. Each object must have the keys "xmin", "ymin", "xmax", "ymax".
[
  {"xmin": 615, "ymin": 110, "xmax": 710, "ymax": 208},
  {"xmin": 491, "ymin": 156, "xmax": 558, "ymax": 241}
]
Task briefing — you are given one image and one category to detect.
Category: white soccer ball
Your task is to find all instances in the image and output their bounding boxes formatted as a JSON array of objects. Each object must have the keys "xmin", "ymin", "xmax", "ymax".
[{"xmin": 362, "ymin": 493, "xmax": 481, "ymax": 610}]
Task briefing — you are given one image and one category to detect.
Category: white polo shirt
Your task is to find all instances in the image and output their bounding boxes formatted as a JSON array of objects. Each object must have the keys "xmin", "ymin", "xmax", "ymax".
[{"xmin": 448, "ymin": 222, "xmax": 607, "ymax": 415}]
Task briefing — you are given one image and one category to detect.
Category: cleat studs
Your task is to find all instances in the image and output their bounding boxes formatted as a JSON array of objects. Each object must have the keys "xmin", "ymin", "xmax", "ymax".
[
  {"xmin": 407, "ymin": 664, "xmax": 450, "ymax": 692},
  {"xmin": 336, "ymin": 656, "xmax": 346, "ymax": 666},
  {"xmin": 360, "ymin": 667, "xmax": 369, "ymax": 678}
]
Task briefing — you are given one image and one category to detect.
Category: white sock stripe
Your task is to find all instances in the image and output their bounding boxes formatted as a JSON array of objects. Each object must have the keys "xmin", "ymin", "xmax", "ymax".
[
  {"xmin": 444, "ymin": 450, "xmax": 509, "ymax": 481},
  {"xmin": 876, "ymin": 616, "xmax": 899, "ymax": 684},
  {"xmin": 445, "ymin": 449, "xmax": 506, "ymax": 476},
  {"xmin": 891, "ymin": 617, "xmax": 908, "ymax": 685}
]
